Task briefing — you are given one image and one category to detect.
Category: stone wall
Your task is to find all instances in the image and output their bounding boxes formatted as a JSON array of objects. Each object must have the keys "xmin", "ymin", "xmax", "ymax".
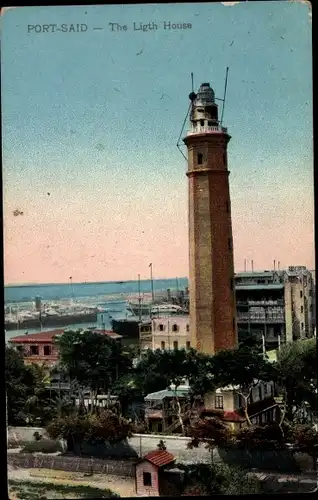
[{"xmin": 7, "ymin": 453, "xmax": 135, "ymax": 476}]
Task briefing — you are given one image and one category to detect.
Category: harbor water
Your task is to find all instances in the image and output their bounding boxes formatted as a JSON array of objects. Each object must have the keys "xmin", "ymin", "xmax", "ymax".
[{"xmin": 5, "ymin": 277, "xmax": 188, "ymax": 343}]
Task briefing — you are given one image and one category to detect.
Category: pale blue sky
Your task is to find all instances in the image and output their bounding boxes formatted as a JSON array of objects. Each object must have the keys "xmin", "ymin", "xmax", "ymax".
[{"xmin": 1, "ymin": 2, "xmax": 314, "ymax": 284}]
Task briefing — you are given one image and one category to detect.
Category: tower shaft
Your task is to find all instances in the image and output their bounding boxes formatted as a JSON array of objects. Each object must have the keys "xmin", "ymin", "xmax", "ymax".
[{"xmin": 183, "ymin": 82, "xmax": 237, "ymax": 354}]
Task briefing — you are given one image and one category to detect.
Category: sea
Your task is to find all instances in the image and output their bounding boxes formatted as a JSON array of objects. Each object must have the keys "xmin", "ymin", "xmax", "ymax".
[{"xmin": 4, "ymin": 277, "xmax": 188, "ymax": 343}]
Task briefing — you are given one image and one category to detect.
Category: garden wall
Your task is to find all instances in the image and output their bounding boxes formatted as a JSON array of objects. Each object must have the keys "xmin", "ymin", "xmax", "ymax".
[{"xmin": 7, "ymin": 453, "xmax": 135, "ymax": 476}]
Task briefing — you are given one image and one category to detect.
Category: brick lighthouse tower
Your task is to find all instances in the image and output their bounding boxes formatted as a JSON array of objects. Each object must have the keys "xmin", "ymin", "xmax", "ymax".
[{"xmin": 183, "ymin": 81, "xmax": 238, "ymax": 355}]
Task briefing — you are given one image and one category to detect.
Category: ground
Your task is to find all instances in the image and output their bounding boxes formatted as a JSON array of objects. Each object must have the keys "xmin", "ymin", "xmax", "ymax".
[{"xmin": 8, "ymin": 467, "xmax": 137, "ymax": 498}]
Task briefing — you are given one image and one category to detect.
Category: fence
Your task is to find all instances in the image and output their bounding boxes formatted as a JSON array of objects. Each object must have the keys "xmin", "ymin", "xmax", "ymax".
[{"xmin": 7, "ymin": 453, "xmax": 135, "ymax": 477}]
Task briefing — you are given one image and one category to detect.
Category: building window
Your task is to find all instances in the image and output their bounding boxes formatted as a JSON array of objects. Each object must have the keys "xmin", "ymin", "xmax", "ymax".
[
  {"xmin": 186, "ymin": 341, "xmax": 191, "ymax": 349},
  {"xmin": 208, "ymin": 120, "xmax": 213, "ymax": 126},
  {"xmin": 30, "ymin": 345, "xmax": 39, "ymax": 355},
  {"xmin": 161, "ymin": 341, "xmax": 165, "ymax": 350},
  {"xmin": 173, "ymin": 341, "xmax": 178, "ymax": 349},
  {"xmin": 143, "ymin": 472, "xmax": 152, "ymax": 487},
  {"xmin": 186, "ymin": 324, "xmax": 190, "ymax": 332},
  {"xmin": 301, "ymin": 306, "xmax": 304, "ymax": 314},
  {"xmin": 258, "ymin": 386, "xmax": 262, "ymax": 400},
  {"xmin": 301, "ymin": 322, "xmax": 304, "ymax": 330},
  {"xmin": 233, "ymin": 318, "xmax": 235, "ymax": 330},
  {"xmin": 172, "ymin": 324, "xmax": 179, "ymax": 332},
  {"xmin": 200, "ymin": 120, "xmax": 204, "ymax": 127},
  {"xmin": 215, "ymin": 396, "xmax": 224, "ymax": 409},
  {"xmin": 197, "ymin": 153, "xmax": 203, "ymax": 165},
  {"xmin": 158, "ymin": 324, "xmax": 165, "ymax": 332},
  {"xmin": 44, "ymin": 345, "xmax": 51, "ymax": 356},
  {"xmin": 300, "ymin": 291, "xmax": 303, "ymax": 298},
  {"xmin": 228, "ymin": 238, "xmax": 232, "ymax": 251},
  {"xmin": 16, "ymin": 345, "xmax": 24, "ymax": 353}
]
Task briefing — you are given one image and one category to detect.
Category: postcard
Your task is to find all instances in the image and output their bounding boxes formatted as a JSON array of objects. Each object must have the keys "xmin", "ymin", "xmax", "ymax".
[{"xmin": 2, "ymin": 2, "xmax": 315, "ymax": 497}]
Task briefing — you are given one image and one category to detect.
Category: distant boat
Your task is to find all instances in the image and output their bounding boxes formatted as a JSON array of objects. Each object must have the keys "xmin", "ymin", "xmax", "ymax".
[{"xmin": 128, "ymin": 302, "xmax": 188, "ymax": 317}]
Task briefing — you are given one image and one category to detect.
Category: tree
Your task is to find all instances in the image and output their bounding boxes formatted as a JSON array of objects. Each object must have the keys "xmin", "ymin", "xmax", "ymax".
[
  {"xmin": 55, "ymin": 329, "xmax": 132, "ymax": 411},
  {"xmin": 211, "ymin": 347, "xmax": 273, "ymax": 425},
  {"xmin": 133, "ymin": 349, "xmax": 171, "ymax": 396},
  {"xmin": 187, "ymin": 417, "xmax": 233, "ymax": 451},
  {"xmin": 272, "ymin": 339, "xmax": 317, "ymax": 425},
  {"xmin": 5, "ymin": 345, "xmax": 37, "ymax": 425},
  {"xmin": 46, "ymin": 409, "xmax": 133, "ymax": 453},
  {"xmin": 134, "ymin": 348, "xmax": 196, "ymax": 434}
]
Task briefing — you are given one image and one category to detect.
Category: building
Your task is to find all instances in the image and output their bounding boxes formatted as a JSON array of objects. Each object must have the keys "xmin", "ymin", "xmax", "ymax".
[
  {"xmin": 9, "ymin": 328, "xmax": 122, "ymax": 366},
  {"xmin": 139, "ymin": 316, "xmax": 191, "ymax": 351},
  {"xmin": 144, "ymin": 385, "xmax": 191, "ymax": 433},
  {"xmin": 135, "ymin": 450, "xmax": 176, "ymax": 497},
  {"xmin": 183, "ymin": 81, "xmax": 237, "ymax": 355},
  {"xmin": 235, "ymin": 266, "xmax": 315, "ymax": 348},
  {"xmin": 202, "ymin": 380, "xmax": 279, "ymax": 429}
]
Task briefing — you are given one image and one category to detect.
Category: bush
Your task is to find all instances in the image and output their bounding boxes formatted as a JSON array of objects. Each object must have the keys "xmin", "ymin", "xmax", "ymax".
[
  {"xmin": 46, "ymin": 409, "xmax": 133, "ymax": 448},
  {"xmin": 21, "ymin": 440, "xmax": 63, "ymax": 454},
  {"xmin": 234, "ymin": 424, "xmax": 287, "ymax": 451},
  {"xmin": 179, "ymin": 462, "xmax": 261, "ymax": 495}
]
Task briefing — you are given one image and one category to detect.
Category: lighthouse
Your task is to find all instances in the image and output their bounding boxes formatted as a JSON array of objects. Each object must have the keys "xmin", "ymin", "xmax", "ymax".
[{"xmin": 183, "ymin": 82, "xmax": 238, "ymax": 354}]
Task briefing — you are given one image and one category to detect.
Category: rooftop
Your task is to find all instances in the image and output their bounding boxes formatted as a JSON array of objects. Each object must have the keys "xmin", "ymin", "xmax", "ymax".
[
  {"xmin": 143, "ymin": 450, "xmax": 175, "ymax": 467},
  {"xmin": 9, "ymin": 328, "xmax": 122, "ymax": 344},
  {"xmin": 236, "ymin": 284, "xmax": 284, "ymax": 291},
  {"xmin": 145, "ymin": 387, "xmax": 190, "ymax": 401}
]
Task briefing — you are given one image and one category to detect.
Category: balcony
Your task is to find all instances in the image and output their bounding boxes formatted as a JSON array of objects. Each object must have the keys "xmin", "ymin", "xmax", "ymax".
[
  {"xmin": 236, "ymin": 300, "xmax": 285, "ymax": 307},
  {"xmin": 237, "ymin": 314, "xmax": 285, "ymax": 324},
  {"xmin": 187, "ymin": 125, "xmax": 228, "ymax": 136},
  {"xmin": 145, "ymin": 408, "xmax": 164, "ymax": 419}
]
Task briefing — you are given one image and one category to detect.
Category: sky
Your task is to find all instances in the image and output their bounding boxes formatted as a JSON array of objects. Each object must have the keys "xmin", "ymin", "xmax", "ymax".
[{"xmin": 1, "ymin": 2, "xmax": 314, "ymax": 285}]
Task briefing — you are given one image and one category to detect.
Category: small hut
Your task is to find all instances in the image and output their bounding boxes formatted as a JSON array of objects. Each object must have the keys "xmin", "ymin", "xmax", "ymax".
[{"xmin": 135, "ymin": 450, "xmax": 177, "ymax": 496}]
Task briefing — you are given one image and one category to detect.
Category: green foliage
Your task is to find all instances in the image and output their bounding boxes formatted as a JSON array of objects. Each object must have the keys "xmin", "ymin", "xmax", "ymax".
[
  {"xmin": 180, "ymin": 462, "xmax": 261, "ymax": 495},
  {"xmin": 211, "ymin": 346, "xmax": 273, "ymax": 393},
  {"xmin": 46, "ymin": 409, "xmax": 133, "ymax": 446},
  {"xmin": 8, "ymin": 479, "xmax": 119, "ymax": 499},
  {"xmin": 272, "ymin": 339, "xmax": 317, "ymax": 422},
  {"xmin": 187, "ymin": 417, "xmax": 233, "ymax": 450},
  {"xmin": 5, "ymin": 345, "xmax": 38, "ymax": 425},
  {"xmin": 21, "ymin": 440, "xmax": 64, "ymax": 454},
  {"xmin": 234, "ymin": 423, "xmax": 287, "ymax": 450},
  {"xmin": 288, "ymin": 424, "xmax": 318, "ymax": 453},
  {"xmin": 55, "ymin": 329, "xmax": 132, "ymax": 397}
]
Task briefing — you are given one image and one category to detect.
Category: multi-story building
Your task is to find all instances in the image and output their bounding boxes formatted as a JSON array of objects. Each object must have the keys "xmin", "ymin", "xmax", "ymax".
[
  {"xmin": 235, "ymin": 266, "xmax": 315, "ymax": 349},
  {"xmin": 139, "ymin": 316, "xmax": 191, "ymax": 351},
  {"xmin": 9, "ymin": 328, "xmax": 122, "ymax": 366}
]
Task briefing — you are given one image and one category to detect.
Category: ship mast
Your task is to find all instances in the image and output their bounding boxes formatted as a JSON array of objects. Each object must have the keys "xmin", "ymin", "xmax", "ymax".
[{"xmin": 138, "ymin": 274, "xmax": 142, "ymax": 322}]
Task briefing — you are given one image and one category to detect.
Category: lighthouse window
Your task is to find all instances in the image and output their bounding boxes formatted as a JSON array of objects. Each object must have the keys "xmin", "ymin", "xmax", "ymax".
[
  {"xmin": 228, "ymin": 238, "xmax": 232, "ymax": 251},
  {"xmin": 197, "ymin": 153, "xmax": 203, "ymax": 165}
]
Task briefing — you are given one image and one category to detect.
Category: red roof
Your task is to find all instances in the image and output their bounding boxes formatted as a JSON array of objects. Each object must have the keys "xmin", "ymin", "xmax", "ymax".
[
  {"xmin": 9, "ymin": 329, "xmax": 64, "ymax": 343},
  {"xmin": 201, "ymin": 408, "xmax": 245, "ymax": 423},
  {"xmin": 9, "ymin": 328, "xmax": 122, "ymax": 344},
  {"xmin": 143, "ymin": 450, "xmax": 175, "ymax": 467}
]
